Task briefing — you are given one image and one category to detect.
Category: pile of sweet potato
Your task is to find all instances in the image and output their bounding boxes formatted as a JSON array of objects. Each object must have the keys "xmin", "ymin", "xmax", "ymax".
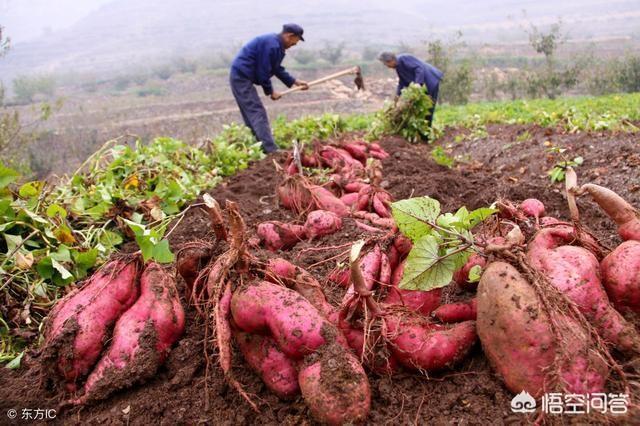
[
  {"xmin": 180, "ymin": 144, "xmax": 639, "ymax": 424},
  {"xmin": 41, "ymin": 259, "xmax": 185, "ymax": 405},
  {"xmin": 257, "ymin": 140, "xmax": 395, "ymax": 252}
]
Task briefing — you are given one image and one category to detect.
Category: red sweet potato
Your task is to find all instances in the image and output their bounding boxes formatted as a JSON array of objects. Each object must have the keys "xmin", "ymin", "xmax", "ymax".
[
  {"xmin": 383, "ymin": 260, "xmax": 441, "ymax": 315},
  {"xmin": 343, "ymin": 245, "xmax": 382, "ymax": 303},
  {"xmin": 328, "ymin": 267, "xmax": 351, "ymax": 287},
  {"xmin": 335, "ymin": 148, "xmax": 364, "ymax": 170},
  {"xmin": 72, "ymin": 262, "xmax": 185, "ymax": 404},
  {"xmin": 372, "ymin": 192, "xmax": 391, "ymax": 218},
  {"xmin": 394, "ymin": 235, "xmax": 413, "ymax": 258},
  {"xmin": 576, "ymin": 183, "xmax": 640, "ymax": 241},
  {"xmin": 601, "ymin": 240, "xmax": 640, "ymax": 314},
  {"xmin": 265, "ymin": 258, "xmax": 335, "ymax": 318},
  {"xmin": 257, "ymin": 221, "xmax": 306, "ymax": 252},
  {"xmin": 344, "ymin": 181, "xmax": 367, "ymax": 193},
  {"xmin": 340, "ymin": 192, "xmax": 359, "ymax": 207},
  {"xmin": 520, "ymin": 198, "xmax": 545, "ymax": 219},
  {"xmin": 277, "ymin": 176, "xmax": 313, "ymax": 214},
  {"xmin": 540, "ymin": 216, "xmax": 561, "ymax": 226},
  {"xmin": 42, "ymin": 260, "xmax": 140, "ymax": 390},
  {"xmin": 309, "ymin": 185, "xmax": 349, "ymax": 217},
  {"xmin": 304, "ymin": 210, "xmax": 343, "ymax": 239},
  {"xmin": 477, "ymin": 262, "xmax": 608, "ymax": 397},
  {"xmin": 433, "ymin": 299, "xmax": 477, "ymax": 323},
  {"xmin": 231, "ymin": 281, "xmax": 336, "ymax": 359},
  {"xmin": 342, "ymin": 142, "xmax": 368, "ymax": 163},
  {"xmin": 298, "ymin": 343, "xmax": 371, "ymax": 425},
  {"xmin": 387, "ymin": 314, "xmax": 477, "ymax": 372},
  {"xmin": 527, "ymin": 227, "xmax": 640, "ymax": 354},
  {"xmin": 453, "ymin": 253, "xmax": 486, "ymax": 291},
  {"xmin": 234, "ymin": 330, "xmax": 300, "ymax": 399},
  {"xmin": 301, "ymin": 153, "xmax": 319, "ymax": 168},
  {"xmin": 356, "ymin": 185, "xmax": 372, "ymax": 211}
]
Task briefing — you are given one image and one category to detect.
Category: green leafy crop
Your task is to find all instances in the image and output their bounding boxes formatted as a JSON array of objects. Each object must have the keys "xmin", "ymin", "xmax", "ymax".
[{"xmin": 391, "ymin": 196, "xmax": 497, "ymax": 291}]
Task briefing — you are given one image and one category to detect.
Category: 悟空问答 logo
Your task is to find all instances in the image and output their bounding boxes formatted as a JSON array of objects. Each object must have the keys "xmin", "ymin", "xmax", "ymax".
[{"xmin": 511, "ymin": 391, "xmax": 537, "ymax": 413}]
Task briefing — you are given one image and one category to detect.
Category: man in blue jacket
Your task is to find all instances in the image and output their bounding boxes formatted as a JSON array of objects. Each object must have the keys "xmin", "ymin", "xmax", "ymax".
[
  {"xmin": 230, "ymin": 24, "xmax": 309, "ymax": 153},
  {"xmin": 379, "ymin": 52, "xmax": 443, "ymax": 138}
]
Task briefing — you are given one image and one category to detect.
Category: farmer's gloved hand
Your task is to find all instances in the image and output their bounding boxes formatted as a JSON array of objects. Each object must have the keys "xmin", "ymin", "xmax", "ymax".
[
  {"xmin": 294, "ymin": 80, "xmax": 309, "ymax": 90},
  {"xmin": 271, "ymin": 91, "xmax": 282, "ymax": 101}
]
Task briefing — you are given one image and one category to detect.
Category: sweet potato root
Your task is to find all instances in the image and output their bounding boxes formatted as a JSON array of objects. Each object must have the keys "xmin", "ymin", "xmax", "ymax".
[
  {"xmin": 520, "ymin": 198, "xmax": 545, "ymax": 219},
  {"xmin": 234, "ymin": 330, "xmax": 300, "ymax": 399},
  {"xmin": 71, "ymin": 262, "xmax": 185, "ymax": 404},
  {"xmin": 574, "ymin": 183, "xmax": 640, "ymax": 241},
  {"xmin": 298, "ymin": 343, "xmax": 371, "ymax": 425},
  {"xmin": 383, "ymin": 260, "xmax": 441, "ymax": 315},
  {"xmin": 433, "ymin": 299, "xmax": 477, "ymax": 323},
  {"xmin": 527, "ymin": 227, "xmax": 640, "ymax": 354},
  {"xmin": 42, "ymin": 259, "xmax": 140, "ymax": 390},
  {"xmin": 387, "ymin": 314, "xmax": 477, "ymax": 372},
  {"xmin": 453, "ymin": 253, "xmax": 486, "ymax": 291},
  {"xmin": 477, "ymin": 262, "xmax": 608, "ymax": 397},
  {"xmin": 304, "ymin": 210, "xmax": 343, "ymax": 239},
  {"xmin": 231, "ymin": 281, "xmax": 337, "ymax": 359},
  {"xmin": 601, "ymin": 240, "xmax": 640, "ymax": 314},
  {"xmin": 257, "ymin": 221, "xmax": 306, "ymax": 252}
]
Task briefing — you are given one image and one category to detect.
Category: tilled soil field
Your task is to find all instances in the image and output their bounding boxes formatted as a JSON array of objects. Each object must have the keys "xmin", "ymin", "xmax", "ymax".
[{"xmin": 1, "ymin": 124, "xmax": 639, "ymax": 425}]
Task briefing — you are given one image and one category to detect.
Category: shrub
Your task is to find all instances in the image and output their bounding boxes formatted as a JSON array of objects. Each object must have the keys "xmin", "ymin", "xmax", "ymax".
[
  {"xmin": 319, "ymin": 42, "xmax": 346, "ymax": 65},
  {"xmin": 292, "ymin": 50, "xmax": 315, "ymax": 66},
  {"xmin": 13, "ymin": 75, "xmax": 56, "ymax": 104},
  {"xmin": 154, "ymin": 65, "xmax": 174, "ymax": 80}
]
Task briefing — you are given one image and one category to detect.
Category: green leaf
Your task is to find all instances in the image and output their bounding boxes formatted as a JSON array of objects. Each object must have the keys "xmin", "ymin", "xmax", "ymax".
[
  {"xmin": 391, "ymin": 197, "xmax": 441, "ymax": 242},
  {"xmin": 5, "ymin": 352, "xmax": 24, "ymax": 370},
  {"xmin": 4, "ymin": 233, "xmax": 22, "ymax": 252},
  {"xmin": 73, "ymin": 249, "xmax": 99, "ymax": 277},
  {"xmin": 123, "ymin": 218, "xmax": 146, "ymax": 236},
  {"xmin": 468, "ymin": 265, "xmax": 483, "ymax": 283},
  {"xmin": 468, "ymin": 206, "xmax": 498, "ymax": 228},
  {"xmin": 0, "ymin": 165, "xmax": 20, "ymax": 189},
  {"xmin": 36, "ymin": 257, "xmax": 54, "ymax": 279},
  {"xmin": 18, "ymin": 181, "xmax": 44, "ymax": 198},
  {"xmin": 46, "ymin": 203, "xmax": 67, "ymax": 219},
  {"xmin": 399, "ymin": 235, "xmax": 457, "ymax": 291},
  {"xmin": 137, "ymin": 236, "xmax": 154, "ymax": 262},
  {"xmin": 51, "ymin": 258, "xmax": 73, "ymax": 280},
  {"xmin": 152, "ymin": 239, "xmax": 174, "ymax": 263},
  {"xmin": 99, "ymin": 230, "xmax": 124, "ymax": 248},
  {"xmin": 50, "ymin": 245, "xmax": 72, "ymax": 263}
]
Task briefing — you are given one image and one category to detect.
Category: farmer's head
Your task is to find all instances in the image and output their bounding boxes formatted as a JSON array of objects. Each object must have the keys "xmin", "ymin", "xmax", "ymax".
[
  {"xmin": 378, "ymin": 52, "xmax": 397, "ymax": 69},
  {"xmin": 281, "ymin": 23, "xmax": 305, "ymax": 49}
]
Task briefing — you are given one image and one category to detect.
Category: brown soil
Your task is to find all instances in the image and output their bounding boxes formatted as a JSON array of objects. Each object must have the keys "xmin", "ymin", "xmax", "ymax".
[{"xmin": 1, "ymin": 124, "xmax": 638, "ymax": 425}]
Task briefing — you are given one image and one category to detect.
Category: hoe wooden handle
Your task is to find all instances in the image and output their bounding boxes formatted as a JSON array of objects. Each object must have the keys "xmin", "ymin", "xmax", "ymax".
[{"xmin": 280, "ymin": 66, "xmax": 360, "ymax": 96}]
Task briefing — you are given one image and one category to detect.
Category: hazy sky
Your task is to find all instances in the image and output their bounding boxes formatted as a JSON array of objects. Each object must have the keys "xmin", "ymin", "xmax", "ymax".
[{"xmin": 1, "ymin": 0, "xmax": 111, "ymax": 42}]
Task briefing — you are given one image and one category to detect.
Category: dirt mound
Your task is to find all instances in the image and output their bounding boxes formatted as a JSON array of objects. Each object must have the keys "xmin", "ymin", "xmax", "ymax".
[{"xmin": 1, "ymin": 125, "xmax": 638, "ymax": 424}]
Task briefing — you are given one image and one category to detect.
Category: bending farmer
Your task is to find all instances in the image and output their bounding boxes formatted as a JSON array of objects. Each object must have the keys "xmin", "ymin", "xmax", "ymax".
[
  {"xmin": 230, "ymin": 23, "xmax": 309, "ymax": 153},
  {"xmin": 378, "ymin": 52, "xmax": 443, "ymax": 139}
]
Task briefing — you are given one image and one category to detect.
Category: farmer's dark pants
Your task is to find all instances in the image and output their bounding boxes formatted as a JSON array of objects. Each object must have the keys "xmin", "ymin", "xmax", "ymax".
[
  {"xmin": 421, "ymin": 84, "xmax": 439, "ymax": 142},
  {"xmin": 229, "ymin": 73, "xmax": 278, "ymax": 153},
  {"xmin": 427, "ymin": 85, "xmax": 439, "ymax": 131}
]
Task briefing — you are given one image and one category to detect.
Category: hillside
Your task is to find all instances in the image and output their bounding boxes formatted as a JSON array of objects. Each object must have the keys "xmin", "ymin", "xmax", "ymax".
[{"xmin": 1, "ymin": 0, "xmax": 640, "ymax": 80}]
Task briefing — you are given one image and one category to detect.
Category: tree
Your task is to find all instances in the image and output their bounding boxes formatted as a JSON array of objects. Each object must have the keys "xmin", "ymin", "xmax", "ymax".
[
  {"xmin": 525, "ymin": 20, "xmax": 581, "ymax": 99},
  {"xmin": 319, "ymin": 42, "xmax": 346, "ymax": 65},
  {"xmin": 0, "ymin": 25, "xmax": 9, "ymax": 57}
]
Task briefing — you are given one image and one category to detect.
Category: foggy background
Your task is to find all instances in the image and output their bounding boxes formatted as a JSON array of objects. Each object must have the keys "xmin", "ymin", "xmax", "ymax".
[{"xmin": 2, "ymin": 0, "xmax": 640, "ymax": 81}]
